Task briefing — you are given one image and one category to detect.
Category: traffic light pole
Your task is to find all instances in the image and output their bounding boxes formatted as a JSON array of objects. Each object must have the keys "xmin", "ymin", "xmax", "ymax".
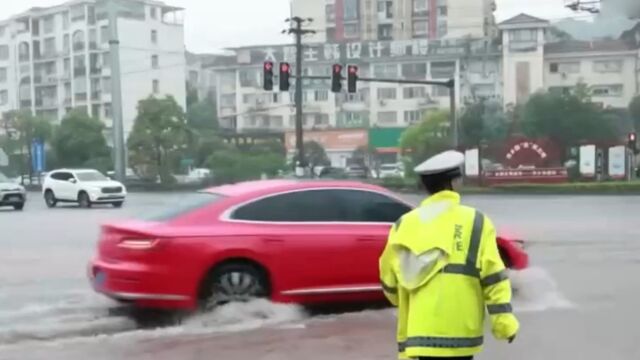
[{"xmin": 285, "ymin": 17, "xmax": 315, "ymax": 171}]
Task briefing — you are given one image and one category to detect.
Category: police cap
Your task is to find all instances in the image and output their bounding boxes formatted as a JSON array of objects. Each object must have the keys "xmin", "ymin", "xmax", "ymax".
[{"xmin": 413, "ymin": 150, "xmax": 465, "ymax": 178}]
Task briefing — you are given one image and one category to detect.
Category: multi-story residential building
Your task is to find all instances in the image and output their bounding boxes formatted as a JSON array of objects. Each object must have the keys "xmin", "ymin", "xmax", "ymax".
[
  {"xmin": 186, "ymin": 52, "xmax": 235, "ymax": 103},
  {"xmin": 291, "ymin": 0, "xmax": 497, "ymax": 43},
  {"xmin": 0, "ymin": 0, "xmax": 186, "ymax": 139}
]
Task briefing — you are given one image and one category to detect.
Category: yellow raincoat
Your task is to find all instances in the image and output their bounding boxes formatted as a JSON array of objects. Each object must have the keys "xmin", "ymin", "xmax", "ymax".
[{"xmin": 379, "ymin": 191, "xmax": 519, "ymax": 359}]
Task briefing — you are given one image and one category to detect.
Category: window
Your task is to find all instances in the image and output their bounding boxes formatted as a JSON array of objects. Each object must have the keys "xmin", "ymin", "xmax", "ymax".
[
  {"xmin": 0, "ymin": 90, "xmax": 7, "ymax": 105},
  {"xmin": 62, "ymin": 11, "xmax": 69, "ymax": 29},
  {"xmin": 326, "ymin": 4, "xmax": 336, "ymax": 22},
  {"xmin": 273, "ymin": 93, "xmax": 279, "ymax": 103},
  {"xmin": 18, "ymin": 42, "xmax": 30, "ymax": 62},
  {"xmin": 239, "ymin": 69, "xmax": 259, "ymax": 87},
  {"xmin": 549, "ymin": 62, "xmax": 580, "ymax": 74},
  {"xmin": 378, "ymin": 1, "xmax": 393, "ymax": 19},
  {"xmin": 63, "ymin": 34, "xmax": 70, "ymax": 53},
  {"xmin": 315, "ymin": 89, "xmax": 329, "ymax": 102},
  {"xmin": 412, "ymin": 20, "xmax": 428, "ymax": 37},
  {"xmin": 401, "ymin": 63, "xmax": 427, "ymax": 78},
  {"xmin": 103, "ymin": 77, "xmax": 111, "ymax": 94},
  {"xmin": 143, "ymin": 193, "xmax": 224, "ymax": 222},
  {"xmin": 43, "ymin": 16, "xmax": 55, "ymax": 34},
  {"xmin": 431, "ymin": 61, "xmax": 455, "ymax": 78},
  {"xmin": 433, "ymin": 85, "xmax": 450, "ymax": 97},
  {"xmin": 44, "ymin": 37, "xmax": 56, "ymax": 56},
  {"xmin": 152, "ymin": 79, "xmax": 159, "ymax": 94},
  {"xmin": 593, "ymin": 60, "xmax": 623, "ymax": 73},
  {"xmin": 438, "ymin": 6, "xmax": 448, "ymax": 16},
  {"xmin": 344, "ymin": 0, "xmax": 359, "ymax": 20},
  {"xmin": 151, "ymin": 30, "xmax": 158, "ymax": 44},
  {"xmin": 71, "ymin": 5, "xmax": 85, "ymax": 22},
  {"xmin": 314, "ymin": 113, "xmax": 330, "ymax": 126},
  {"xmin": 232, "ymin": 190, "xmax": 348, "ymax": 222},
  {"xmin": 150, "ymin": 6, "xmax": 158, "ymax": 19},
  {"xmin": 377, "ymin": 111, "xmax": 397, "ymax": 125},
  {"xmin": 509, "ymin": 29, "xmax": 536, "ymax": 42},
  {"xmin": 378, "ymin": 24, "xmax": 393, "ymax": 40},
  {"xmin": 591, "ymin": 84, "xmax": 623, "ymax": 97},
  {"xmin": 413, "ymin": 0, "xmax": 428, "ymax": 13},
  {"xmin": 338, "ymin": 190, "xmax": 411, "ymax": 223},
  {"xmin": 64, "ymin": 58, "xmax": 71, "ymax": 77},
  {"xmin": 403, "ymin": 86, "xmax": 426, "ymax": 99},
  {"xmin": 437, "ymin": 21, "xmax": 448, "ymax": 37},
  {"xmin": 104, "ymin": 103, "xmax": 112, "ymax": 118},
  {"xmin": 373, "ymin": 64, "xmax": 398, "ymax": 78},
  {"xmin": 344, "ymin": 23, "xmax": 359, "ymax": 38},
  {"xmin": 377, "ymin": 88, "xmax": 397, "ymax": 100},
  {"xmin": 100, "ymin": 26, "xmax": 109, "ymax": 44},
  {"xmin": 73, "ymin": 30, "xmax": 85, "ymax": 51},
  {"xmin": 89, "ymin": 29, "xmax": 98, "ymax": 50},
  {"xmin": 151, "ymin": 55, "xmax": 159, "ymax": 69},
  {"xmin": 404, "ymin": 110, "xmax": 424, "ymax": 123},
  {"xmin": 0, "ymin": 46, "xmax": 8, "ymax": 60},
  {"xmin": 0, "ymin": 68, "xmax": 6, "ymax": 83}
]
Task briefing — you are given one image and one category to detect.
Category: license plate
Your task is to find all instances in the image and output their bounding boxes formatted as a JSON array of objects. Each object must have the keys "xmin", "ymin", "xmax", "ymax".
[
  {"xmin": 94, "ymin": 271, "xmax": 106, "ymax": 288},
  {"xmin": 6, "ymin": 195, "xmax": 21, "ymax": 202}
]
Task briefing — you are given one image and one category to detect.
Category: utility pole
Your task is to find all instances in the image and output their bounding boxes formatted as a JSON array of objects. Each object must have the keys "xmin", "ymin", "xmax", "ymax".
[
  {"xmin": 106, "ymin": 0, "xmax": 126, "ymax": 182},
  {"xmin": 284, "ymin": 17, "xmax": 315, "ymax": 171},
  {"xmin": 448, "ymin": 79, "xmax": 458, "ymax": 148}
]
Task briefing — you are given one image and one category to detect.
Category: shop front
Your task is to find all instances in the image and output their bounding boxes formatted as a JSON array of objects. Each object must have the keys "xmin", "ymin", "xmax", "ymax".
[
  {"xmin": 284, "ymin": 129, "xmax": 368, "ymax": 168},
  {"xmin": 368, "ymin": 127, "xmax": 406, "ymax": 164}
]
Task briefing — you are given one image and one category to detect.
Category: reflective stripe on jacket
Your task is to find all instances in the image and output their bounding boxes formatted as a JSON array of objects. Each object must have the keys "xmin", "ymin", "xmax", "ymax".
[{"xmin": 379, "ymin": 191, "xmax": 519, "ymax": 359}]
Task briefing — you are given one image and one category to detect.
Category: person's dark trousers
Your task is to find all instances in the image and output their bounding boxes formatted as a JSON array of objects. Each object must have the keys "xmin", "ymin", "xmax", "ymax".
[{"xmin": 418, "ymin": 357, "xmax": 473, "ymax": 360}]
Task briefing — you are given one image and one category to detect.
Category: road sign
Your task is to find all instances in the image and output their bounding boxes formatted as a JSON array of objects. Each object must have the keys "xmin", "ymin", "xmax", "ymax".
[{"xmin": 31, "ymin": 139, "xmax": 45, "ymax": 173}]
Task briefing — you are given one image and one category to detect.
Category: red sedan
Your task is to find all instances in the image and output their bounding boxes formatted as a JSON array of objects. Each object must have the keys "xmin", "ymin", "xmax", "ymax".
[{"xmin": 89, "ymin": 180, "xmax": 528, "ymax": 310}]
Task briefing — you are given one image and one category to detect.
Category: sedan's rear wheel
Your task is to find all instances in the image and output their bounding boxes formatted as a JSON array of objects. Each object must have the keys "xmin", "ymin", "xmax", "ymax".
[
  {"xmin": 44, "ymin": 190, "xmax": 57, "ymax": 208},
  {"xmin": 200, "ymin": 263, "xmax": 269, "ymax": 311}
]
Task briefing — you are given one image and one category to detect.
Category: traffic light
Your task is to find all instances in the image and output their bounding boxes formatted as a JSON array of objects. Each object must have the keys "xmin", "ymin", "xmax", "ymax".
[
  {"xmin": 279, "ymin": 62, "xmax": 291, "ymax": 91},
  {"xmin": 263, "ymin": 61, "xmax": 274, "ymax": 91},
  {"xmin": 331, "ymin": 64, "xmax": 343, "ymax": 93},
  {"xmin": 347, "ymin": 65, "xmax": 358, "ymax": 93},
  {"xmin": 629, "ymin": 132, "xmax": 638, "ymax": 153}
]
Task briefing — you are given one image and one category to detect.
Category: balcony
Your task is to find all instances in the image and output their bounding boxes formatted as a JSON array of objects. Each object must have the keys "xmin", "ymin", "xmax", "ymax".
[{"xmin": 35, "ymin": 98, "xmax": 58, "ymax": 109}]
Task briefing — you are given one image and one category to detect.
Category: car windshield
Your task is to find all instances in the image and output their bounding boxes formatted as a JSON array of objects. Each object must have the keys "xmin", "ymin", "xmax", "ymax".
[
  {"xmin": 139, "ymin": 192, "xmax": 225, "ymax": 222},
  {"xmin": 76, "ymin": 171, "xmax": 109, "ymax": 182},
  {"xmin": 0, "ymin": 172, "xmax": 9, "ymax": 182}
]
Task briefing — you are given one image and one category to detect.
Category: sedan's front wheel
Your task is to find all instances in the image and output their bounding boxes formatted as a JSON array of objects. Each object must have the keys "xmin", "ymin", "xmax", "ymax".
[{"xmin": 199, "ymin": 263, "xmax": 269, "ymax": 311}]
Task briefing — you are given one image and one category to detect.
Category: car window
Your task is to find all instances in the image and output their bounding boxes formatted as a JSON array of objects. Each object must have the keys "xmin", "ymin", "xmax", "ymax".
[
  {"xmin": 232, "ymin": 190, "xmax": 347, "ymax": 222},
  {"xmin": 140, "ymin": 192, "xmax": 225, "ymax": 222},
  {"xmin": 51, "ymin": 172, "xmax": 70, "ymax": 181},
  {"xmin": 337, "ymin": 190, "xmax": 412, "ymax": 223},
  {"xmin": 76, "ymin": 171, "xmax": 108, "ymax": 181}
]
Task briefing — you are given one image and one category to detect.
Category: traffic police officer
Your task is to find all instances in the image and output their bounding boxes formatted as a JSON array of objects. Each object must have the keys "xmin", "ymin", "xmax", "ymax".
[{"xmin": 379, "ymin": 150, "xmax": 519, "ymax": 360}]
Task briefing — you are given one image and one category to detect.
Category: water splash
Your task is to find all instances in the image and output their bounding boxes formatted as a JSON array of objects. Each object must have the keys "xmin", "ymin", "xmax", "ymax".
[{"xmin": 511, "ymin": 267, "xmax": 574, "ymax": 312}]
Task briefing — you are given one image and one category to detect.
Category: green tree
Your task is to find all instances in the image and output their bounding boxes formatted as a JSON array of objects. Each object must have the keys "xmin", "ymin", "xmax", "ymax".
[
  {"xmin": 521, "ymin": 87, "xmax": 618, "ymax": 153},
  {"xmin": 52, "ymin": 110, "xmax": 111, "ymax": 171},
  {"xmin": 400, "ymin": 110, "xmax": 451, "ymax": 177},
  {"xmin": 187, "ymin": 99, "xmax": 218, "ymax": 131},
  {"xmin": 127, "ymin": 96, "xmax": 190, "ymax": 184},
  {"xmin": 629, "ymin": 95, "xmax": 640, "ymax": 130},
  {"xmin": 460, "ymin": 100, "xmax": 508, "ymax": 147},
  {"xmin": 3, "ymin": 110, "xmax": 53, "ymax": 178},
  {"xmin": 302, "ymin": 140, "xmax": 330, "ymax": 171},
  {"xmin": 206, "ymin": 145, "xmax": 286, "ymax": 184}
]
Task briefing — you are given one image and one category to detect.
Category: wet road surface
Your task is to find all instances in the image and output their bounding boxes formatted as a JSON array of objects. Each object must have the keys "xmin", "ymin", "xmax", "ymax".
[{"xmin": 1, "ymin": 192, "xmax": 639, "ymax": 359}]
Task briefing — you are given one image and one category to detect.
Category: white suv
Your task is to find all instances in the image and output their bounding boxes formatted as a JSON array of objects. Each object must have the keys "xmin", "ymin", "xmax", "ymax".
[{"xmin": 43, "ymin": 169, "xmax": 127, "ymax": 208}]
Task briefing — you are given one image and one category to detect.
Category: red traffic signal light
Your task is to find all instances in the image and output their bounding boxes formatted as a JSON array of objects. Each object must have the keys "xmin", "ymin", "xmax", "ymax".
[
  {"xmin": 279, "ymin": 62, "xmax": 291, "ymax": 91},
  {"xmin": 347, "ymin": 65, "xmax": 358, "ymax": 93},
  {"xmin": 331, "ymin": 64, "xmax": 343, "ymax": 93},
  {"xmin": 263, "ymin": 61, "xmax": 274, "ymax": 91}
]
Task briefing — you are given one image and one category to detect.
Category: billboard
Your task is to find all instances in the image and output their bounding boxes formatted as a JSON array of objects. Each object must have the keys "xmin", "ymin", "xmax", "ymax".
[
  {"xmin": 608, "ymin": 146, "xmax": 626, "ymax": 179},
  {"xmin": 579, "ymin": 145, "xmax": 596, "ymax": 177},
  {"xmin": 464, "ymin": 148, "xmax": 480, "ymax": 176},
  {"xmin": 284, "ymin": 129, "xmax": 367, "ymax": 152}
]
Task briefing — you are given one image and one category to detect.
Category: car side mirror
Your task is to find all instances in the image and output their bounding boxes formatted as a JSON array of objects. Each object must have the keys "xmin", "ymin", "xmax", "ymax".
[{"xmin": 69, "ymin": 178, "xmax": 77, "ymax": 183}]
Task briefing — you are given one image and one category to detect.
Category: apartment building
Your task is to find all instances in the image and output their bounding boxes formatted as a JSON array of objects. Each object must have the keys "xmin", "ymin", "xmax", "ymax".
[
  {"xmin": 291, "ymin": 0, "xmax": 497, "ymax": 43},
  {"xmin": 0, "ymin": 0, "xmax": 186, "ymax": 139}
]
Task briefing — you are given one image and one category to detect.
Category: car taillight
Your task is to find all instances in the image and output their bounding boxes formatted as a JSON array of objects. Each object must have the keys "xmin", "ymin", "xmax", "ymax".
[{"xmin": 117, "ymin": 238, "xmax": 159, "ymax": 250}]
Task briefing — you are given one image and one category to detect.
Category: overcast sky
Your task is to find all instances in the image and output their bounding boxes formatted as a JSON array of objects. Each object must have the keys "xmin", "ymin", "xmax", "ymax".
[{"xmin": 1, "ymin": 0, "xmax": 583, "ymax": 52}]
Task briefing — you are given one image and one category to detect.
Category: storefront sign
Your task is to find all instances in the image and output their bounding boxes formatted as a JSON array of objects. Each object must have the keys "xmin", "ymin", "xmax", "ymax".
[
  {"xmin": 285, "ymin": 129, "xmax": 368, "ymax": 152},
  {"xmin": 484, "ymin": 168, "xmax": 569, "ymax": 184},
  {"xmin": 505, "ymin": 141, "xmax": 548, "ymax": 161}
]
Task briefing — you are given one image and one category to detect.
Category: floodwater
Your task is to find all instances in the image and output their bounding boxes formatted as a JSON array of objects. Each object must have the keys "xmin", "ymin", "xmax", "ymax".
[{"xmin": 1, "ymin": 193, "xmax": 638, "ymax": 359}]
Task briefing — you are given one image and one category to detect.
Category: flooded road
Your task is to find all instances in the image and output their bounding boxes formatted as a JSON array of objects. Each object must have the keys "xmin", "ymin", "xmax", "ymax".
[{"xmin": 1, "ymin": 192, "xmax": 639, "ymax": 359}]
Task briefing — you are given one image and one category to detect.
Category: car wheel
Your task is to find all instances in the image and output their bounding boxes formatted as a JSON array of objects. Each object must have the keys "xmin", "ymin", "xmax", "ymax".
[
  {"xmin": 13, "ymin": 203, "xmax": 24, "ymax": 211},
  {"xmin": 44, "ymin": 190, "xmax": 57, "ymax": 208},
  {"xmin": 78, "ymin": 191, "xmax": 92, "ymax": 208},
  {"xmin": 112, "ymin": 201, "xmax": 124, "ymax": 208},
  {"xmin": 200, "ymin": 263, "xmax": 269, "ymax": 310}
]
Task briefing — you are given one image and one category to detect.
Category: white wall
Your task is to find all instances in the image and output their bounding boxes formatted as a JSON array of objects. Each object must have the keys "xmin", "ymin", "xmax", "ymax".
[
  {"xmin": 447, "ymin": 0, "xmax": 487, "ymax": 39},
  {"xmin": 290, "ymin": 0, "xmax": 326, "ymax": 43},
  {"xmin": 543, "ymin": 52, "xmax": 638, "ymax": 109},
  {"xmin": 501, "ymin": 27, "xmax": 546, "ymax": 106},
  {"xmin": 118, "ymin": 16, "xmax": 186, "ymax": 138}
]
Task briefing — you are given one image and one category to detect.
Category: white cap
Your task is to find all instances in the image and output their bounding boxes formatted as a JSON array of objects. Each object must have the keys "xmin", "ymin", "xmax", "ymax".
[{"xmin": 413, "ymin": 150, "xmax": 465, "ymax": 176}]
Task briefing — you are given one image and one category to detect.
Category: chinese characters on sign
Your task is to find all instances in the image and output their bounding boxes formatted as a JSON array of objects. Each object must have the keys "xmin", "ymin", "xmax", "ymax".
[
  {"xmin": 245, "ymin": 39, "xmax": 479, "ymax": 65},
  {"xmin": 505, "ymin": 141, "xmax": 548, "ymax": 160}
]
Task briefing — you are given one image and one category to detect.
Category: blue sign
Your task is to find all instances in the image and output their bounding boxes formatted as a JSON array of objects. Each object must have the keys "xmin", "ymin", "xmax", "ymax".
[{"xmin": 31, "ymin": 139, "xmax": 46, "ymax": 173}]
